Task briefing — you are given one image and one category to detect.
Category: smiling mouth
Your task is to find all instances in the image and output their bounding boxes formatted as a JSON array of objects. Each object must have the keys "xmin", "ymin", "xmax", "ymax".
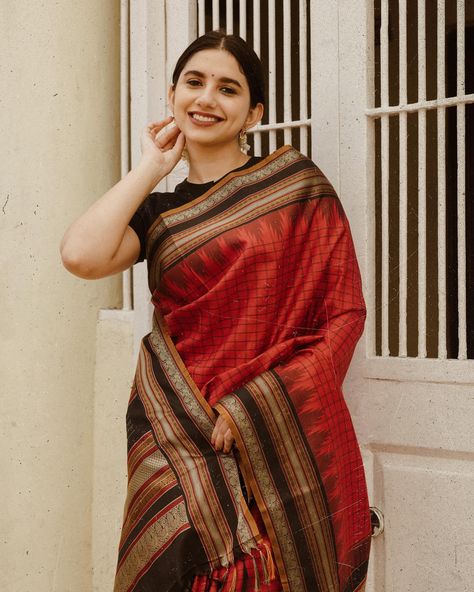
[{"xmin": 189, "ymin": 112, "xmax": 223, "ymax": 122}]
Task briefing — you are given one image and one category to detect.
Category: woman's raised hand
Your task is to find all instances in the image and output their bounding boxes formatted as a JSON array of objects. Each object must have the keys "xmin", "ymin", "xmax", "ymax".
[
  {"xmin": 140, "ymin": 116, "xmax": 186, "ymax": 177},
  {"xmin": 211, "ymin": 413, "xmax": 236, "ymax": 454}
]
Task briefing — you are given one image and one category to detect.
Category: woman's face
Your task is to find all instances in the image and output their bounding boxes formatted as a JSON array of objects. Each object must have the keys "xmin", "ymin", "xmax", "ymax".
[{"xmin": 169, "ymin": 48, "xmax": 263, "ymax": 151}]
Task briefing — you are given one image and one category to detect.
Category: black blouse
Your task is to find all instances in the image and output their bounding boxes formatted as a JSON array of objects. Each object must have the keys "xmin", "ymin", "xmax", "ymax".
[{"xmin": 129, "ymin": 156, "xmax": 262, "ymax": 263}]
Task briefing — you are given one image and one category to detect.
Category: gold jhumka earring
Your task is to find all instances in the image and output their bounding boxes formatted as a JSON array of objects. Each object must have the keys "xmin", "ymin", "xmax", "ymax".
[{"xmin": 239, "ymin": 129, "xmax": 250, "ymax": 154}]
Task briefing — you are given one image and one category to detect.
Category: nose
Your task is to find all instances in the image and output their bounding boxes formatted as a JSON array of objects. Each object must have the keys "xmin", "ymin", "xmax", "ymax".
[{"xmin": 196, "ymin": 85, "xmax": 217, "ymax": 109}]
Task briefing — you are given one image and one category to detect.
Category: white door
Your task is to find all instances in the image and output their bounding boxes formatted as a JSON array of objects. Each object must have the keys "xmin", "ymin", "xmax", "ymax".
[{"xmin": 312, "ymin": 1, "xmax": 474, "ymax": 591}]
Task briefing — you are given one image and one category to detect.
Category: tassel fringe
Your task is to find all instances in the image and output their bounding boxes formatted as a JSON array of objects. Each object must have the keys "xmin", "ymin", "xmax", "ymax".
[
  {"xmin": 261, "ymin": 540, "xmax": 276, "ymax": 582},
  {"xmin": 191, "ymin": 540, "xmax": 278, "ymax": 592}
]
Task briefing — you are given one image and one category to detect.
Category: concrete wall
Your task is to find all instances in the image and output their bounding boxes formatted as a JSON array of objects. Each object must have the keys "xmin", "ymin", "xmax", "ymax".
[
  {"xmin": 92, "ymin": 312, "xmax": 134, "ymax": 591},
  {"xmin": 1, "ymin": 3, "xmax": 122, "ymax": 590}
]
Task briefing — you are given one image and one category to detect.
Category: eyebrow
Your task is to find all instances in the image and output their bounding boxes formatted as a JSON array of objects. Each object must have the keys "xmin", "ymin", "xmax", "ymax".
[{"xmin": 183, "ymin": 70, "xmax": 243, "ymax": 89}]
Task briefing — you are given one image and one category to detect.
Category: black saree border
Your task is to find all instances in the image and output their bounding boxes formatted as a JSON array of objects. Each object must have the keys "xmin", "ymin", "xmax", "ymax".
[
  {"xmin": 145, "ymin": 309, "xmax": 262, "ymax": 556},
  {"xmin": 214, "ymin": 371, "xmax": 343, "ymax": 592},
  {"xmin": 158, "ymin": 144, "xmax": 295, "ymax": 220},
  {"xmin": 145, "ymin": 146, "xmax": 337, "ymax": 286}
]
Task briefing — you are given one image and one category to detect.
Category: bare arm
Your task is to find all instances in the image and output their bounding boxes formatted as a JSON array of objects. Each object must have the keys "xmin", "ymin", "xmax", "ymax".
[{"xmin": 60, "ymin": 117, "xmax": 185, "ymax": 279}]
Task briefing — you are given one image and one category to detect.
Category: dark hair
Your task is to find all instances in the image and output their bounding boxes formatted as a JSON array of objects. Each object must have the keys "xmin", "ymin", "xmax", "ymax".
[{"xmin": 171, "ymin": 30, "xmax": 265, "ymax": 108}]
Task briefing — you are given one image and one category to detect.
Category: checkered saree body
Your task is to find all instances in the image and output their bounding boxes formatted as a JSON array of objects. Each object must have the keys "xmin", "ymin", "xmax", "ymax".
[{"xmin": 114, "ymin": 146, "xmax": 371, "ymax": 592}]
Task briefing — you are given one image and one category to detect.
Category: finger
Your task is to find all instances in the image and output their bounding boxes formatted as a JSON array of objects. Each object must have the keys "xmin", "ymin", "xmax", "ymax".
[
  {"xmin": 222, "ymin": 429, "xmax": 235, "ymax": 454},
  {"xmin": 214, "ymin": 431, "xmax": 224, "ymax": 451},
  {"xmin": 214, "ymin": 421, "xmax": 229, "ymax": 451},
  {"xmin": 145, "ymin": 116, "xmax": 174, "ymax": 135},
  {"xmin": 155, "ymin": 125, "xmax": 180, "ymax": 147},
  {"xmin": 155, "ymin": 129, "xmax": 180, "ymax": 150},
  {"xmin": 169, "ymin": 131, "xmax": 185, "ymax": 156},
  {"xmin": 147, "ymin": 116, "xmax": 173, "ymax": 128},
  {"xmin": 211, "ymin": 415, "xmax": 223, "ymax": 445},
  {"xmin": 161, "ymin": 131, "xmax": 185, "ymax": 153},
  {"xmin": 218, "ymin": 425, "xmax": 234, "ymax": 453}
]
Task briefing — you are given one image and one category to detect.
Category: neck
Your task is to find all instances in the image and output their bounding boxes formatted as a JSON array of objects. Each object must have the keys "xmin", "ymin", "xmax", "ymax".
[{"xmin": 185, "ymin": 142, "xmax": 250, "ymax": 184}]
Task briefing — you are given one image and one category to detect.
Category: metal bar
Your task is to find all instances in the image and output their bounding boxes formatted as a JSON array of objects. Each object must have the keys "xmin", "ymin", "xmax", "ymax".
[
  {"xmin": 239, "ymin": 0, "xmax": 246, "ymax": 40},
  {"xmin": 268, "ymin": 0, "xmax": 277, "ymax": 152},
  {"xmin": 299, "ymin": 0, "xmax": 308, "ymax": 155},
  {"xmin": 366, "ymin": 0, "xmax": 377, "ymax": 357},
  {"xmin": 198, "ymin": 0, "xmax": 205, "ymax": 35},
  {"xmin": 365, "ymin": 93, "xmax": 474, "ymax": 116},
  {"xmin": 212, "ymin": 0, "xmax": 219, "ymax": 30},
  {"xmin": 457, "ymin": 0, "xmax": 467, "ymax": 359},
  {"xmin": 120, "ymin": 0, "xmax": 132, "ymax": 311},
  {"xmin": 418, "ymin": 0, "xmax": 427, "ymax": 358},
  {"xmin": 253, "ymin": 0, "xmax": 261, "ymax": 56},
  {"xmin": 253, "ymin": 132, "xmax": 262, "ymax": 156},
  {"xmin": 283, "ymin": 0, "xmax": 292, "ymax": 144},
  {"xmin": 226, "ymin": 0, "xmax": 233, "ymax": 34},
  {"xmin": 380, "ymin": 0, "xmax": 389, "ymax": 356},
  {"xmin": 253, "ymin": 0, "xmax": 262, "ymax": 155},
  {"xmin": 399, "ymin": 0, "xmax": 408, "ymax": 356},
  {"xmin": 437, "ymin": 0, "xmax": 447, "ymax": 359},
  {"xmin": 249, "ymin": 118, "xmax": 312, "ymax": 132}
]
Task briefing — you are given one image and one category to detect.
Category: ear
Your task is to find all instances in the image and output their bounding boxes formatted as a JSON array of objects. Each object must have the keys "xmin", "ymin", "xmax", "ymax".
[
  {"xmin": 244, "ymin": 103, "xmax": 264, "ymax": 131},
  {"xmin": 167, "ymin": 85, "xmax": 175, "ymax": 114}
]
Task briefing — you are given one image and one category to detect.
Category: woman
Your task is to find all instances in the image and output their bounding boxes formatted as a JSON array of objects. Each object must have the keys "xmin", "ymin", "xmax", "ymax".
[{"xmin": 61, "ymin": 31, "xmax": 371, "ymax": 592}]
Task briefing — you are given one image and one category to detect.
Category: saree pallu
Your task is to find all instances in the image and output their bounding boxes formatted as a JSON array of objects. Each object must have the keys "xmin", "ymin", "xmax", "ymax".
[{"xmin": 114, "ymin": 146, "xmax": 371, "ymax": 592}]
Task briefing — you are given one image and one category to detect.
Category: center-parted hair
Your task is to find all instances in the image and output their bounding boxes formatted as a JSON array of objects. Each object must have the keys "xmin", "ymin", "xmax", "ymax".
[{"xmin": 171, "ymin": 30, "xmax": 266, "ymax": 108}]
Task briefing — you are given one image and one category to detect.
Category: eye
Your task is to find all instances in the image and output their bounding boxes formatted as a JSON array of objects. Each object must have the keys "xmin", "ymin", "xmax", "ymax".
[
  {"xmin": 186, "ymin": 79, "xmax": 202, "ymax": 86},
  {"xmin": 220, "ymin": 86, "xmax": 236, "ymax": 95}
]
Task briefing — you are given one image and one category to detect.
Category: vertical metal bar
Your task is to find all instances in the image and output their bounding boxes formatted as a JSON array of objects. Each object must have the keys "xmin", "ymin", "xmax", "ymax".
[
  {"xmin": 366, "ymin": 0, "xmax": 377, "ymax": 356},
  {"xmin": 418, "ymin": 0, "xmax": 427, "ymax": 358},
  {"xmin": 198, "ymin": 0, "xmax": 205, "ymax": 35},
  {"xmin": 299, "ymin": 0, "xmax": 308, "ymax": 155},
  {"xmin": 253, "ymin": 0, "xmax": 262, "ymax": 155},
  {"xmin": 121, "ymin": 0, "xmax": 132, "ymax": 311},
  {"xmin": 398, "ymin": 0, "xmax": 408, "ymax": 356},
  {"xmin": 239, "ymin": 0, "xmax": 247, "ymax": 40},
  {"xmin": 226, "ymin": 0, "xmax": 233, "ymax": 34},
  {"xmin": 380, "ymin": 0, "xmax": 390, "ymax": 356},
  {"xmin": 437, "ymin": 0, "xmax": 447, "ymax": 359},
  {"xmin": 457, "ymin": 0, "xmax": 467, "ymax": 359},
  {"xmin": 283, "ymin": 0, "xmax": 292, "ymax": 144},
  {"xmin": 212, "ymin": 0, "xmax": 219, "ymax": 30},
  {"xmin": 253, "ymin": 0, "xmax": 261, "ymax": 56},
  {"xmin": 268, "ymin": 0, "xmax": 277, "ymax": 152}
]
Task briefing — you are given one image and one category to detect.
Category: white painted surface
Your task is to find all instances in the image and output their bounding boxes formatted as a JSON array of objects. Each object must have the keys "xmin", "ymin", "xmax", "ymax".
[
  {"xmin": 0, "ymin": 2, "xmax": 121, "ymax": 591},
  {"xmin": 121, "ymin": 0, "xmax": 133, "ymax": 312},
  {"xmin": 437, "ymin": 0, "xmax": 447, "ymax": 360},
  {"xmin": 311, "ymin": 1, "xmax": 474, "ymax": 591},
  {"xmin": 92, "ymin": 315, "xmax": 134, "ymax": 592}
]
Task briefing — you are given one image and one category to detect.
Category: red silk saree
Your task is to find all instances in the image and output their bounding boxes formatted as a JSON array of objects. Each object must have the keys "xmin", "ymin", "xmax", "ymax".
[{"xmin": 114, "ymin": 145, "xmax": 371, "ymax": 592}]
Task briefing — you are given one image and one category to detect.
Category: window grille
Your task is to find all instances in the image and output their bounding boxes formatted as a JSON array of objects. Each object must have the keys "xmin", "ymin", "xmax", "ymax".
[
  {"xmin": 196, "ymin": 0, "xmax": 312, "ymax": 157},
  {"xmin": 369, "ymin": 0, "xmax": 474, "ymax": 360}
]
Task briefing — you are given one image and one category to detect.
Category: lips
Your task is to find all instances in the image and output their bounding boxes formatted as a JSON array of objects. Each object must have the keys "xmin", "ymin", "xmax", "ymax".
[{"xmin": 188, "ymin": 111, "xmax": 224, "ymax": 123}]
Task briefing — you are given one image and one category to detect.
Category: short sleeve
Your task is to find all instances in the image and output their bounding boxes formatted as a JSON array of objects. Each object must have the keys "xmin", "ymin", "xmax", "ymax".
[{"xmin": 128, "ymin": 192, "xmax": 162, "ymax": 263}]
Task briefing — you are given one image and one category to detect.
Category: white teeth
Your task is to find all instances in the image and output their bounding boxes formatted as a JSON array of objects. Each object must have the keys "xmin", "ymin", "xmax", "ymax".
[{"xmin": 191, "ymin": 113, "xmax": 220, "ymax": 122}]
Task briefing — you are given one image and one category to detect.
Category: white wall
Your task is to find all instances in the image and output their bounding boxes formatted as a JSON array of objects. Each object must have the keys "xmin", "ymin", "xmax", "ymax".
[
  {"xmin": 0, "ymin": 3, "xmax": 122, "ymax": 590},
  {"xmin": 91, "ymin": 313, "xmax": 134, "ymax": 591}
]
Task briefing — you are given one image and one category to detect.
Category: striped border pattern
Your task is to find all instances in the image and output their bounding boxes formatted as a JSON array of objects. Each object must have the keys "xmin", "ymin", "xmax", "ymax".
[
  {"xmin": 146, "ymin": 146, "xmax": 336, "ymax": 283},
  {"xmin": 115, "ymin": 497, "xmax": 189, "ymax": 592},
  {"xmin": 215, "ymin": 372, "xmax": 340, "ymax": 592},
  {"xmin": 135, "ymin": 334, "xmax": 259, "ymax": 566}
]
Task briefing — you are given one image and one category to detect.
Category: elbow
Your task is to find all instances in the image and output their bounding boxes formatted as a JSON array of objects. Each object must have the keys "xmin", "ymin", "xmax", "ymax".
[{"xmin": 60, "ymin": 243, "xmax": 102, "ymax": 279}]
